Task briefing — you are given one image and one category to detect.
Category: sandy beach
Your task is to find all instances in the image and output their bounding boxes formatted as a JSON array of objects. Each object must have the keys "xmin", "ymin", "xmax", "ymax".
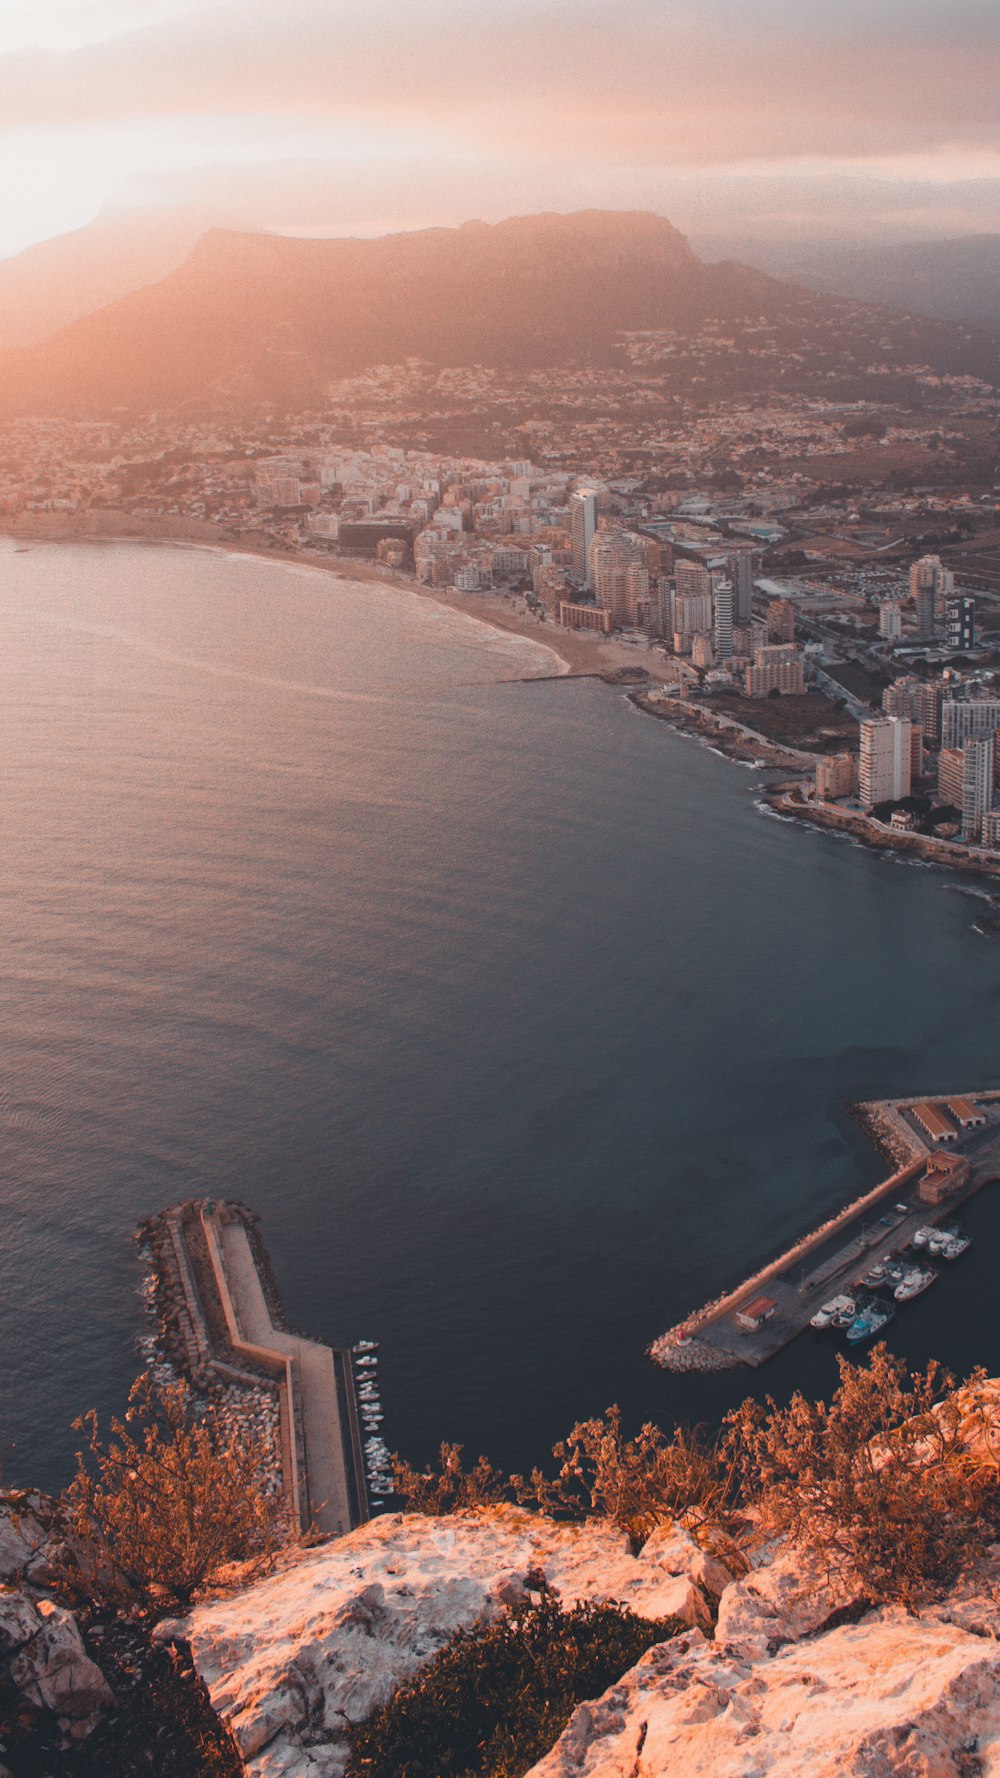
[{"xmin": 1, "ymin": 511, "xmax": 678, "ymax": 687}]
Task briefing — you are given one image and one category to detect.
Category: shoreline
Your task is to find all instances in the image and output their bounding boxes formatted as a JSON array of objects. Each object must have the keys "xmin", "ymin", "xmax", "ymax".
[
  {"xmin": 1, "ymin": 517, "xmax": 680, "ymax": 689},
  {"xmin": 11, "ymin": 516, "xmax": 1000, "ymax": 890}
]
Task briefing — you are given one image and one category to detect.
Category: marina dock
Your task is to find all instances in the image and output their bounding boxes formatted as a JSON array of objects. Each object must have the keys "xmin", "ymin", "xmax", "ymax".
[{"xmin": 652, "ymin": 1089, "xmax": 1000, "ymax": 1372}]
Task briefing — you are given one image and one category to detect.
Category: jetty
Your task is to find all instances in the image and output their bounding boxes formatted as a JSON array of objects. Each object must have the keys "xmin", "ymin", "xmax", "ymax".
[
  {"xmin": 137, "ymin": 1199, "xmax": 369, "ymax": 1535},
  {"xmin": 652, "ymin": 1089, "xmax": 1000, "ymax": 1372}
]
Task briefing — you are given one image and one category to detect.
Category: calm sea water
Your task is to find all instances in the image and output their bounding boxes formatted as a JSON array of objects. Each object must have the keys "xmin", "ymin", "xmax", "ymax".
[{"xmin": 1, "ymin": 538, "xmax": 998, "ymax": 1493}]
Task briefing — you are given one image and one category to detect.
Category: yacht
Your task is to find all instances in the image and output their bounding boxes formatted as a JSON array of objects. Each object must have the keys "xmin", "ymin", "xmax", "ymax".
[
  {"xmin": 894, "ymin": 1266, "xmax": 937, "ymax": 1301},
  {"xmin": 811, "ymin": 1294, "xmax": 855, "ymax": 1329},
  {"xmin": 911, "ymin": 1227, "xmax": 935, "ymax": 1248},
  {"xmin": 353, "ymin": 1340, "xmax": 379, "ymax": 1352},
  {"xmin": 846, "ymin": 1300, "xmax": 895, "ymax": 1344}
]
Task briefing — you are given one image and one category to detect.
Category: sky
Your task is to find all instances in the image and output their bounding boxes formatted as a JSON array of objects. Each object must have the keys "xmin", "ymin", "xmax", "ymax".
[{"xmin": 3, "ymin": 0, "xmax": 1000, "ymax": 260}]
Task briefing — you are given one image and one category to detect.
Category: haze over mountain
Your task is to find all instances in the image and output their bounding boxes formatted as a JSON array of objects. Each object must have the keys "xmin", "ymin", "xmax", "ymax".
[
  {"xmin": 1, "ymin": 210, "xmax": 997, "ymax": 416},
  {"xmin": 0, "ymin": 206, "xmax": 229, "ymax": 350},
  {"xmin": 696, "ymin": 234, "xmax": 1000, "ymax": 328}
]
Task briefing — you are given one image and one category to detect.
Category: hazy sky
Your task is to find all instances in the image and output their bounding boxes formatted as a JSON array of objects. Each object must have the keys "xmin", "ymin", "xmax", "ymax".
[{"xmin": 3, "ymin": 0, "xmax": 1000, "ymax": 259}]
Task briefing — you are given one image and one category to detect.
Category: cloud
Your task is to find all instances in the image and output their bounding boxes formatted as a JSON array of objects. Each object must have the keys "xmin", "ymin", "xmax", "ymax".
[{"xmin": 0, "ymin": 0, "xmax": 998, "ymax": 165}]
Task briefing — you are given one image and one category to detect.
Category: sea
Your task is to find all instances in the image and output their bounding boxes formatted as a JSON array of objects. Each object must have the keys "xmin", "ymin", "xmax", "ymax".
[{"xmin": 2, "ymin": 536, "xmax": 999, "ymax": 1494}]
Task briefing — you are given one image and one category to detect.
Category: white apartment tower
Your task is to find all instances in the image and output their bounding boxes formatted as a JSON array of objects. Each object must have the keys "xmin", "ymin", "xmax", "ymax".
[
  {"xmin": 713, "ymin": 581, "xmax": 734, "ymax": 660},
  {"xmin": 909, "ymin": 555, "xmax": 953, "ymax": 641},
  {"xmin": 570, "ymin": 490, "xmax": 598, "ymax": 590},
  {"xmin": 859, "ymin": 716, "xmax": 912, "ymax": 808},
  {"xmin": 961, "ymin": 735, "xmax": 996, "ymax": 844}
]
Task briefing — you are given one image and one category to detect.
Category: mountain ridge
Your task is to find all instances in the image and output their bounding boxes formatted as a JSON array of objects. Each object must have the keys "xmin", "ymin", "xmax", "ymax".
[{"xmin": 1, "ymin": 209, "xmax": 997, "ymax": 415}]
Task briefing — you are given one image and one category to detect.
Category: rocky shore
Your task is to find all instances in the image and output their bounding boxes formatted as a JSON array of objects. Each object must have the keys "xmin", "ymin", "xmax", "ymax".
[
  {"xmin": 767, "ymin": 783, "xmax": 1000, "ymax": 882},
  {"xmin": 135, "ymin": 1209, "xmax": 284, "ymax": 1503}
]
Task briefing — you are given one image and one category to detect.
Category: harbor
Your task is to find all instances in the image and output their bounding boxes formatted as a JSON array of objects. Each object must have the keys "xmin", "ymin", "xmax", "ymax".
[{"xmin": 652, "ymin": 1089, "xmax": 1000, "ymax": 1372}]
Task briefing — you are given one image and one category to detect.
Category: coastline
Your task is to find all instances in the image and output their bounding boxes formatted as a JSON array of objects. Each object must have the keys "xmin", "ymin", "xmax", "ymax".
[
  {"xmin": 1, "ymin": 514, "xmax": 678, "ymax": 688},
  {"xmin": 13, "ymin": 514, "xmax": 1000, "ymax": 890}
]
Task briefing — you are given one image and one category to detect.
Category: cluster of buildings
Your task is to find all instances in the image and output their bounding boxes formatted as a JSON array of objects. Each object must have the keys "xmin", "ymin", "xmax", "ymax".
[{"xmin": 816, "ymin": 651, "xmax": 1000, "ymax": 848}]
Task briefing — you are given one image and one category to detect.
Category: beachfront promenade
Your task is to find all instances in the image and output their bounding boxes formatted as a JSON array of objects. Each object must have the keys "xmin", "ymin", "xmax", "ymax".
[
  {"xmin": 652, "ymin": 1089, "xmax": 1000, "ymax": 1372},
  {"xmin": 141, "ymin": 1199, "xmax": 368, "ymax": 1536}
]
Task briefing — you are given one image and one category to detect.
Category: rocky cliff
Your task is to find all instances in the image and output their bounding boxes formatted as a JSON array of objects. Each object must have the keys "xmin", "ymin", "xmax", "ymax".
[
  {"xmin": 5, "ymin": 1479, "xmax": 1000, "ymax": 1776},
  {"xmin": 173, "ymin": 1505, "xmax": 1000, "ymax": 1778}
]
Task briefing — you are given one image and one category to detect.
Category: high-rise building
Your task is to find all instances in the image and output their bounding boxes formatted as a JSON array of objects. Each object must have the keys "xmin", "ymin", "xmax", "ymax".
[
  {"xmin": 883, "ymin": 676, "xmax": 942, "ymax": 743},
  {"xmin": 590, "ymin": 530, "xmax": 646, "ymax": 626},
  {"xmin": 909, "ymin": 555, "xmax": 953, "ymax": 641},
  {"xmin": 673, "ymin": 559, "xmax": 711, "ymax": 600},
  {"xmin": 941, "ymin": 698, "xmax": 1000, "ymax": 750},
  {"xmin": 961, "ymin": 735, "xmax": 996, "ymax": 843},
  {"xmin": 859, "ymin": 716, "xmax": 912, "ymax": 807},
  {"xmin": 945, "ymin": 595, "xmax": 976, "ymax": 652},
  {"xmin": 879, "ymin": 601, "xmax": 903, "ymax": 641},
  {"xmin": 938, "ymin": 748, "xmax": 964, "ymax": 808},
  {"xmin": 713, "ymin": 581, "xmax": 734, "ymax": 660},
  {"xmin": 730, "ymin": 551, "xmax": 754, "ymax": 624},
  {"xmin": 672, "ymin": 590, "xmax": 714, "ymax": 637},
  {"xmin": 767, "ymin": 598, "xmax": 795, "ymax": 643},
  {"xmin": 746, "ymin": 645, "xmax": 805, "ymax": 698},
  {"xmin": 570, "ymin": 490, "xmax": 597, "ymax": 589}
]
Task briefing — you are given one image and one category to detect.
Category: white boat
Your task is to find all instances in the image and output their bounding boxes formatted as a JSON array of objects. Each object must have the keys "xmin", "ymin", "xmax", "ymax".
[
  {"xmin": 911, "ymin": 1227, "xmax": 935, "ymax": 1248},
  {"xmin": 811, "ymin": 1294, "xmax": 855, "ymax": 1329},
  {"xmin": 353, "ymin": 1340, "xmax": 378, "ymax": 1352},
  {"xmin": 894, "ymin": 1266, "xmax": 937, "ymax": 1301},
  {"xmin": 938, "ymin": 1235, "xmax": 970, "ymax": 1258}
]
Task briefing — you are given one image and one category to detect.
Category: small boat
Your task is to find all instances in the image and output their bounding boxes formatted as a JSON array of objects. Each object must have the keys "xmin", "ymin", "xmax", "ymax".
[
  {"xmin": 353, "ymin": 1340, "xmax": 379, "ymax": 1352},
  {"xmin": 938, "ymin": 1235, "xmax": 970, "ymax": 1259},
  {"xmin": 911, "ymin": 1227, "xmax": 934, "ymax": 1249},
  {"xmin": 811, "ymin": 1294, "xmax": 855, "ymax": 1330},
  {"xmin": 846, "ymin": 1300, "xmax": 895, "ymax": 1343},
  {"xmin": 894, "ymin": 1266, "xmax": 937, "ymax": 1301},
  {"xmin": 864, "ymin": 1264, "xmax": 886, "ymax": 1285}
]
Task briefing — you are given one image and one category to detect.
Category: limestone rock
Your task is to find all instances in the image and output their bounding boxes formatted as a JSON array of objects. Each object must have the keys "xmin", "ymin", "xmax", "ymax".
[
  {"xmin": 0, "ymin": 1490, "xmax": 57, "ymax": 1583},
  {"xmin": 9, "ymin": 1598, "xmax": 114, "ymax": 1730},
  {"xmin": 188, "ymin": 1507, "xmax": 712, "ymax": 1777},
  {"xmin": 525, "ymin": 1610, "xmax": 1000, "ymax": 1777},
  {"xmin": 714, "ymin": 1544, "xmax": 863, "ymax": 1656}
]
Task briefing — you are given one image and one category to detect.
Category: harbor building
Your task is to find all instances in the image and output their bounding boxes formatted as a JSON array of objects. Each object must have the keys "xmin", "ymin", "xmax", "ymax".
[{"xmin": 859, "ymin": 715, "xmax": 912, "ymax": 807}]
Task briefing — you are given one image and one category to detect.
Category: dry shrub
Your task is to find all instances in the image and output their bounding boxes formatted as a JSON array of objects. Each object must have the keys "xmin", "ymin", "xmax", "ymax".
[
  {"xmin": 390, "ymin": 1442, "xmax": 509, "ymax": 1516},
  {"xmin": 62, "ymin": 1373, "xmax": 288, "ymax": 1614},
  {"xmin": 726, "ymin": 1343, "xmax": 1000, "ymax": 1605}
]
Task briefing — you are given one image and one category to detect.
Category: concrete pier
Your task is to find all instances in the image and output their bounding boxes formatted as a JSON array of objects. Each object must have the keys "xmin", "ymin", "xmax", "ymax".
[
  {"xmin": 138, "ymin": 1199, "xmax": 369, "ymax": 1536},
  {"xmin": 652, "ymin": 1088, "xmax": 1000, "ymax": 1372}
]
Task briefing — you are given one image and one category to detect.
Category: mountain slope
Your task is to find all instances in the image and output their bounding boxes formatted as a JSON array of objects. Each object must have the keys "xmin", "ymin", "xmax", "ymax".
[
  {"xmin": 697, "ymin": 233, "xmax": 1000, "ymax": 326},
  {"xmin": 0, "ymin": 207, "xmax": 223, "ymax": 350},
  {"xmin": 0, "ymin": 210, "xmax": 997, "ymax": 415}
]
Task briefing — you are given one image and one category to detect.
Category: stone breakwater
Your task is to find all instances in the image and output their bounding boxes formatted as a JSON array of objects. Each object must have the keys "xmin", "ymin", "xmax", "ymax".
[
  {"xmin": 136, "ymin": 1206, "xmax": 286, "ymax": 1503},
  {"xmin": 137, "ymin": 1200, "xmax": 369, "ymax": 1538}
]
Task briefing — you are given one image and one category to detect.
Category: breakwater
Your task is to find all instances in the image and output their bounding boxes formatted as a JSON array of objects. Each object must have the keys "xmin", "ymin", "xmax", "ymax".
[
  {"xmin": 652, "ymin": 1090, "xmax": 1000, "ymax": 1372},
  {"xmin": 137, "ymin": 1200, "xmax": 369, "ymax": 1536}
]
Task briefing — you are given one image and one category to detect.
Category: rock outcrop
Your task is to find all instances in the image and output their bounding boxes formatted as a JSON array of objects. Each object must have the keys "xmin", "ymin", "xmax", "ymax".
[
  {"xmin": 0, "ymin": 1589, "xmax": 113, "ymax": 1738},
  {"xmin": 185, "ymin": 1507, "xmax": 727, "ymax": 1776},
  {"xmin": 181, "ymin": 1507, "xmax": 1000, "ymax": 1778}
]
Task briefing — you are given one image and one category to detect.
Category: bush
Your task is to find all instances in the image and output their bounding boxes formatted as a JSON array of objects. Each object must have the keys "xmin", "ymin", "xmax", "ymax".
[
  {"xmin": 726, "ymin": 1344, "xmax": 1000, "ymax": 1605},
  {"xmin": 61, "ymin": 1374, "xmax": 287, "ymax": 1614},
  {"xmin": 344, "ymin": 1591, "xmax": 680, "ymax": 1778}
]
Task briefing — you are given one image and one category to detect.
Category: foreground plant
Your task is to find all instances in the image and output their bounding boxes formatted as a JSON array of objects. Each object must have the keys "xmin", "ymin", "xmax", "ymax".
[
  {"xmin": 344, "ymin": 1590, "xmax": 681, "ymax": 1778},
  {"xmin": 727, "ymin": 1344, "xmax": 1000, "ymax": 1604},
  {"xmin": 62, "ymin": 1373, "xmax": 287, "ymax": 1614}
]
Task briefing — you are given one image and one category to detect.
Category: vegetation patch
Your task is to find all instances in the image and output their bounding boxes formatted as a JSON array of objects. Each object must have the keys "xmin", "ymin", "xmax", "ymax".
[{"xmin": 344, "ymin": 1591, "xmax": 681, "ymax": 1778}]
